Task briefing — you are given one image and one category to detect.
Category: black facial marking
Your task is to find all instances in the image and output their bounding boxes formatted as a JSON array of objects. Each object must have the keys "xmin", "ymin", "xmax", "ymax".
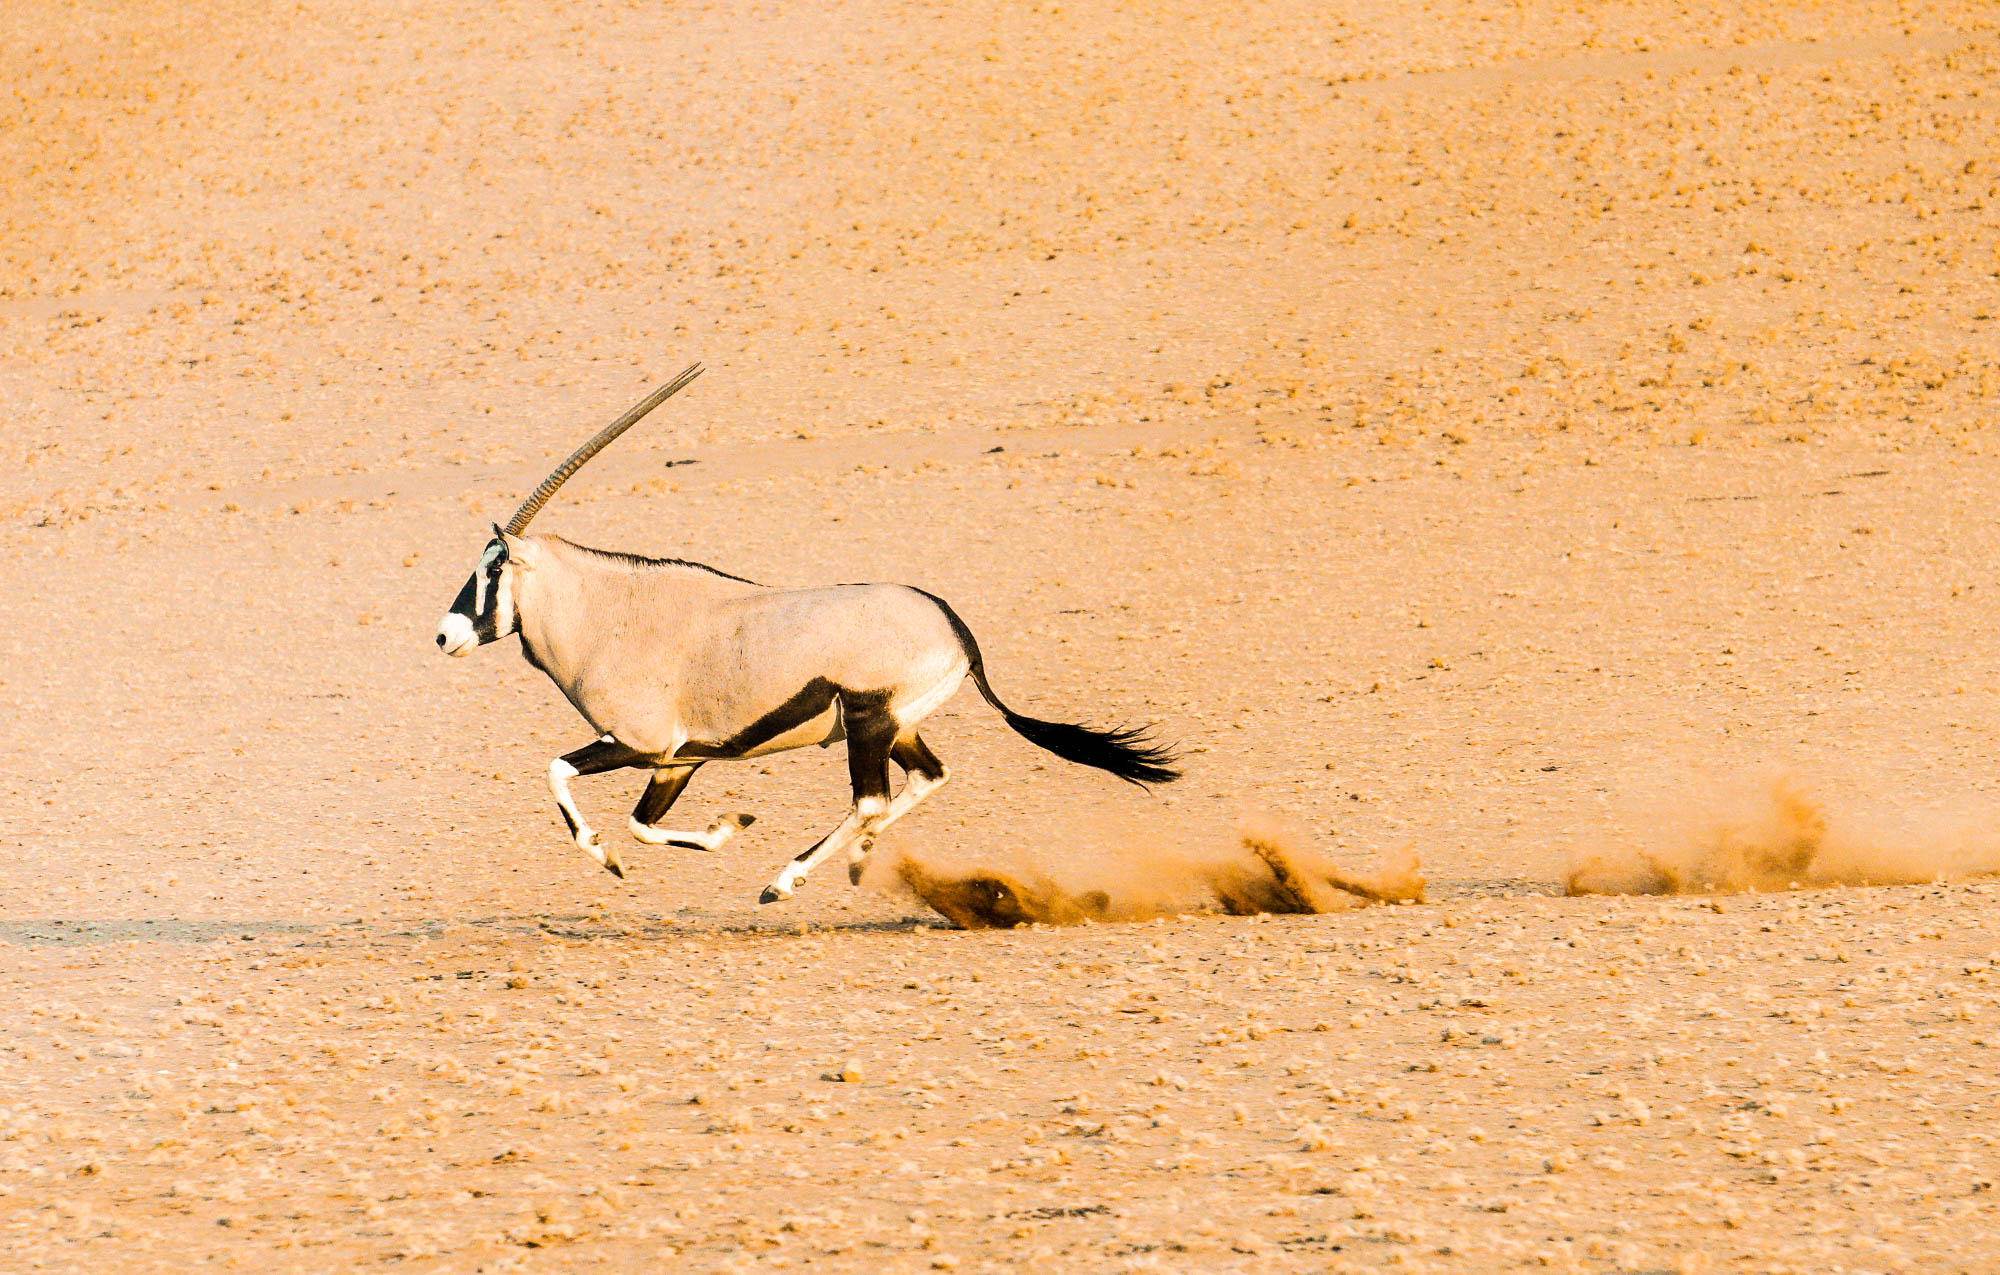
[
  {"xmin": 447, "ymin": 572, "xmax": 481, "ymax": 624},
  {"xmin": 447, "ymin": 537, "xmax": 515, "ymax": 646}
]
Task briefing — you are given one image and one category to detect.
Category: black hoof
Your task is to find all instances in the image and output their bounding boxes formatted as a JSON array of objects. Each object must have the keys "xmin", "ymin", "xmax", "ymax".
[{"xmin": 758, "ymin": 887, "xmax": 783, "ymax": 905}]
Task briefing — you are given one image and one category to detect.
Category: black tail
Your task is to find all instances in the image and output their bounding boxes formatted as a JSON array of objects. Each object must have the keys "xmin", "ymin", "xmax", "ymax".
[{"xmin": 917, "ymin": 591, "xmax": 1183, "ymax": 787}]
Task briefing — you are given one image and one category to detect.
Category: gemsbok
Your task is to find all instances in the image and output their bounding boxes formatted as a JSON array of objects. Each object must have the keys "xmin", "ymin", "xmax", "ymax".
[{"xmin": 436, "ymin": 366, "xmax": 1180, "ymax": 903}]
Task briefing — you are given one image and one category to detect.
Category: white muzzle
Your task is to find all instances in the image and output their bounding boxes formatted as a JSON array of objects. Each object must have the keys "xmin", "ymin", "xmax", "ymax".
[{"xmin": 436, "ymin": 613, "xmax": 477, "ymax": 657}]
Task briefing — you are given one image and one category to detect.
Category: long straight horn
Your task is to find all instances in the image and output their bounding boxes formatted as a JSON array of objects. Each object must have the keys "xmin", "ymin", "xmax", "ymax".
[{"xmin": 503, "ymin": 363, "xmax": 704, "ymax": 535}]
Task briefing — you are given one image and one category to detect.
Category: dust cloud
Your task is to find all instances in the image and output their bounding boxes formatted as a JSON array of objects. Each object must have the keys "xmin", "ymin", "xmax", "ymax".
[
  {"xmin": 870, "ymin": 814, "xmax": 1423, "ymax": 929},
  {"xmin": 1567, "ymin": 773, "xmax": 2000, "ymax": 896}
]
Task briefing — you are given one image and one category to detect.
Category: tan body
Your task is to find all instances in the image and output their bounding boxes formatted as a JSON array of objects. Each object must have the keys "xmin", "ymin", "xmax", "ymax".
[
  {"xmin": 510, "ymin": 533, "xmax": 970, "ymax": 763},
  {"xmin": 437, "ymin": 371, "xmax": 1176, "ymax": 905}
]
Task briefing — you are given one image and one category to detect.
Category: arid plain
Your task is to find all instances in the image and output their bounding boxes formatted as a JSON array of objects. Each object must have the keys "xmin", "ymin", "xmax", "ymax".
[{"xmin": 6, "ymin": 0, "xmax": 2000, "ymax": 1270}]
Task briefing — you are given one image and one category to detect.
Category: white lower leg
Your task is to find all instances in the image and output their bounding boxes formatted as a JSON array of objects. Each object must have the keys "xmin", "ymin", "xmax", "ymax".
[
  {"xmin": 847, "ymin": 770, "xmax": 950, "ymax": 881},
  {"xmin": 764, "ymin": 797, "xmax": 886, "ymax": 902},
  {"xmin": 630, "ymin": 812, "xmax": 755, "ymax": 851},
  {"xmin": 873, "ymin": 770, "xmax": 949, "ymax": 838},
  {"xmin": 548, "ymin": 758, "xmax": 622, "ymax": 876}
]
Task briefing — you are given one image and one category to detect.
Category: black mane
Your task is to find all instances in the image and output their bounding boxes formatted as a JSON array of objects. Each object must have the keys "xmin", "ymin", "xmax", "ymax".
[{"xmin": 558, "ymin": 537, "xmax": 759, "ymax": 585}]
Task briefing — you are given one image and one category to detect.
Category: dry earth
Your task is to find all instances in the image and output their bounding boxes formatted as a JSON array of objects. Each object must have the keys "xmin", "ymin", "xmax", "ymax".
[{"xmin": 5, "ymin": 0, "xmax": 2000, "ymax": 1270}]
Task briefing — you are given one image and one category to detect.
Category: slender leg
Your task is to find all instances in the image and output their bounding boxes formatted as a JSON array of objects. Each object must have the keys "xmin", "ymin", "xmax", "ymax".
[
  {"xmin": 847, "ymin": 733, "xmax": 952, "ymax": 884},
  {"xmin": 760, "ymin": 694, "xmax": 897, "ymax": 904},
  {"xmin": 548, "ymin": 736, "xmax": 646, "ymax": 877},
  {"xmin": 628, "ymin": 763, "xmax": 757, "ymax": 851}
]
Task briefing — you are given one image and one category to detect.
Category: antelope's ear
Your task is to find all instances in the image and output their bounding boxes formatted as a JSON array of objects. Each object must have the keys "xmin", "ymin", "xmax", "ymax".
[{"xmin": 495, "ymin": 527, "xmax": 540, "ymax": 569}]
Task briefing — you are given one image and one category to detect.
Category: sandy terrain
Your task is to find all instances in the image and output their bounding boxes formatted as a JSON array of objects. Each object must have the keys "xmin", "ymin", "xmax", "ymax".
[{"xmin": 5, "ymin": 0, "xmax": 2000, "ymax": 1269}]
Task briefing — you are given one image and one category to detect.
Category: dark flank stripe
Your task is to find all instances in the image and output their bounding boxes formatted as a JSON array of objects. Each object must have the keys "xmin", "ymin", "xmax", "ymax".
[{"xmin": 676, "ymin": 678, "xmax": 845, "ymax": 759}]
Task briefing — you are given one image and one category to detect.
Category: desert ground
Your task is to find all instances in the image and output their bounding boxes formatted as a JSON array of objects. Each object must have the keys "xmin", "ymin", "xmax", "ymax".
[{"xmin": 6, "ymin": 0, "xmax": 2000, "ymax": 1269}]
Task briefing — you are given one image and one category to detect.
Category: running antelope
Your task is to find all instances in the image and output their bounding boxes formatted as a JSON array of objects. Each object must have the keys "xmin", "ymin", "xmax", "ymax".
[{"xmin": 435, "ymin": 366, "xmax": 1180, "ymax": 903}]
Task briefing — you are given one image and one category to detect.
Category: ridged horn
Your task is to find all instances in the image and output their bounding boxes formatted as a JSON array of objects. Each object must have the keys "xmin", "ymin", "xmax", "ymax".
[{"xmin": 503, "ymin": 362, "xmax": 704, "ymax": 536}]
